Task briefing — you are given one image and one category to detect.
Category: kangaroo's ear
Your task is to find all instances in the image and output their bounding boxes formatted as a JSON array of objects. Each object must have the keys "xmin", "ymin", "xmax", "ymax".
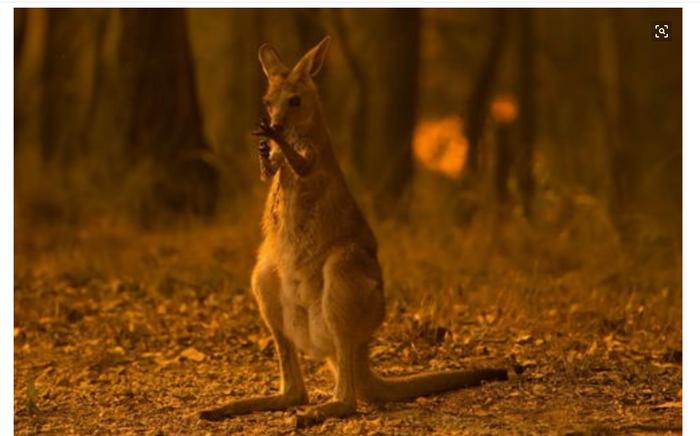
[
  {"xmin": 258, "ymin": 43, "xmax": 288, "ymax": 78},
  {"xmin": 293, "ymin": 36, "xmax": 331, "ymax": 78}
]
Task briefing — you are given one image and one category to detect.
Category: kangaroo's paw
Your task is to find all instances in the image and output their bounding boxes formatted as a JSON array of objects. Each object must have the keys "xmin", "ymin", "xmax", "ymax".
[
  {"xmin": 200, "ymin": 391, "xmax": 308, "ymax": 421},
  {"xmin": 295, "ymin": 400, "xmax": 355, "ymax": 428},
  {"xmin": 200, "ymin": 406, "xmax": 234, "ymax": 422}
]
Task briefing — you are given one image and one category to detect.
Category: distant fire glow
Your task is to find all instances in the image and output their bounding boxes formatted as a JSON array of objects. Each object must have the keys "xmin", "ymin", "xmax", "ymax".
[
  {"xmin": 490, "ymin": 94, "xmax": 518, "ymax": 124},
  {"xmin": 412, "ymin": 116, "xmax": 468, "ymax": 179}
]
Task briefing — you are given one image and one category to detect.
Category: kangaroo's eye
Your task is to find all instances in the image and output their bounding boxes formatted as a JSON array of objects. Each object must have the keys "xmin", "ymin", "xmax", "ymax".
[{"xmin": 289, "ymin": 95, "xmax": 301, "ymax": 107}]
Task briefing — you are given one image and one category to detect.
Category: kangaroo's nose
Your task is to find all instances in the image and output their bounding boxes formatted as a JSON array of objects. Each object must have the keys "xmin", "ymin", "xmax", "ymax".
[{"xmin": 271, "ymin": 123, "xmax": 283, "ymax": 131}]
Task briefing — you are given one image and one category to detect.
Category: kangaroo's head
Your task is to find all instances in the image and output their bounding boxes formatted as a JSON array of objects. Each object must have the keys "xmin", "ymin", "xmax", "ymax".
[{"xmin": 258, "ymin": 36, "xmax": 330, "ymax": 137}]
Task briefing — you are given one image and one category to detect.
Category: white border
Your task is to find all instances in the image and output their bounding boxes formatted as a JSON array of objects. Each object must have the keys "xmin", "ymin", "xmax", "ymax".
[
  {"xmin": 1, "ymin": 3, "xmax": 694, "ymax": 435},
  {"xmin": 1, "ymin": 5, "xmax": 13, "ymax": 435},
  {"xmin": 683, "ymin": 4, "xmax": 697, "ymax": 434}
]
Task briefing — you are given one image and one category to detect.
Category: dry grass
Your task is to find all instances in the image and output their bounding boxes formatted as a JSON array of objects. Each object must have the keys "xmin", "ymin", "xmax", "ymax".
[{"xmin": 14, "ymin": 164, "xmax": 681, "ymax": 434}]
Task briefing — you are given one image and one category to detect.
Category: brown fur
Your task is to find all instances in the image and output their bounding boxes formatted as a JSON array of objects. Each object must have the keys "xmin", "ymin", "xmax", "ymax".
[{"xmin": 200, "ymin": 36, "xmax": 508, "ymax": 427}]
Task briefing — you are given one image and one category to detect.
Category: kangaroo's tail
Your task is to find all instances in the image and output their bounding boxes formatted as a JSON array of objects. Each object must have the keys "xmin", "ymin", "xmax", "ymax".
[{"xmin": 356, "ymin": 346, "xmax": 509, "ymax": 404}]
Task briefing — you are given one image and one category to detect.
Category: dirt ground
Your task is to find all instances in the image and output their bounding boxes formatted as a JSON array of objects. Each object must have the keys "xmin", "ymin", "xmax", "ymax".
[{"xmin": 14, "ymin": 223, "xmax": 681, "ymax": 435}]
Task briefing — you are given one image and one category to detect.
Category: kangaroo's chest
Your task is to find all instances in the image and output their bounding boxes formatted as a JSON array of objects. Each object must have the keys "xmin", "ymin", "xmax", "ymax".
[{"xmin": 265, "ymin": 170, "xmax": 328, "ymax": 261}]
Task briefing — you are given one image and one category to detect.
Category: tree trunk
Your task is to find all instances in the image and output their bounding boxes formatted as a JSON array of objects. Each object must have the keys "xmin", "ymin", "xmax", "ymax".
[
  {"xmin": 329, "ymin": 10, "xmax": 369, "ymax": 180},
  {"xmin": 227, "ymin": 9, "xmax": 265, "ymax": 181},
  {"xmin": 82, "ymin": 10, "xmax": 129, "ymax": 166},
  {"xmin": 464, "ymin": 11, "xmax": 508, "ymax": 176},
  {"xmin": 120, "ymin": 9, "xmax": 219, "ymax": 223},
  {"xmin": 14, "ymin": 9, "xmax": 28, "ymax": 139},
  {"xmin": 79, "ymin": 11, "xmax": 109, "ymax": 154},
  {"xmin": 367, "ymin": 9, "xmax": 421, "ymax": 216},
  {"xmin": 494, "ymin": 123, "xmax": 514, "ymax": 205},
  {"xmin": 41, "ymin": 9, "xmax": 100, "ymax": 162},
  {"xmin": 516, "ymin": 10, "xmax": 536, "ymax": 219},
  {"xmin": 596, "ymin": 11, "xmax": 620, "ymax": 224},
  {"xmin": 383, "ymin": 9, "xmax": 420, "ymax": 206},
  {"xmin": 14, "ymin": 9, "xmax": 27, "ymax": 62}
]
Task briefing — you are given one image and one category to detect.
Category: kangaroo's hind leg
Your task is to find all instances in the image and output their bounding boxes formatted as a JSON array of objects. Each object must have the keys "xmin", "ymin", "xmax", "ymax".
[
  {"xmin": 200, "ymin": 256, "xmax": 308, "ymax": 421},
  {"xmin": 295, "ymin": 245, "xmax": 385, "ymax": 427}
]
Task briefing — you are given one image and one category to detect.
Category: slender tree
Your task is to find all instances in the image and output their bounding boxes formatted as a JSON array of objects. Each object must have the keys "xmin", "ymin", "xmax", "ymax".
[
  {"xmin": 14, "ymin": 9, "xmax": 27, "ymax": 62},
  {"xmin": 41, "ymin": 9, "xmax": 99, "ymax": 161},
  {"xmin": 464, "ymin": 10, "xmax": 509, "ymax": 176},
  {"xmin": 228, "ymin": 9, "xmax": 266, "ymax": 182},
  {"xmin": 120, "ymin": 9, "xmax": 219, "ymax": 222},
  {"xmin": 329, "ymin": 9, "xmax": 369, "ymax": 179},
  {"xmin": 14, "ymin": 9, "xmax": 28, "ymax": 139},
  {"xmin": 516, "ymin": 10, "xmax": 535, "ymax": 219},
  {"xmin": 362, "ymin": 9, "xmax": 421, "ymax": 215},
  {"xmin": 378, "ymin": 9, "xmax": 421, "ymax": 211}
]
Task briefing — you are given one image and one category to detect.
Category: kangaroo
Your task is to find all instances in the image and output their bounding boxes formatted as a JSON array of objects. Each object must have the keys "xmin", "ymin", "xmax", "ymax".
[{"xmin": 200, "ymin": 36, "xmax": 509, "ymax": 427}]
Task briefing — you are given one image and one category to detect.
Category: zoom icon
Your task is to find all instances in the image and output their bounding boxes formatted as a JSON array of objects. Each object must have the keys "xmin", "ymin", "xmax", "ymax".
[{"xmin": 653, "ymin": 22, "xmax": 672, "ymax": 41}]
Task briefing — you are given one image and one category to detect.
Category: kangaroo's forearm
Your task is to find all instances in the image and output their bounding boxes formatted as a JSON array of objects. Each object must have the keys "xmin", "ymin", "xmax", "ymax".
[
  {"xmin": 274, "ymin": 138, "xmax": 314, "ymax": 177},
  {"xmin": 253, "ymin": 117, "xmax": 314, "ymax": 177},
  {"xmin": 260, "ymin": 157, "xmax": 279, "ymax": 181}
]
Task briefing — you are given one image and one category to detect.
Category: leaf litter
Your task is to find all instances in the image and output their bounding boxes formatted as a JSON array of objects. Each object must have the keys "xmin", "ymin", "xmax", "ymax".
[{"xmin": 14, "ymin": 230, "xmax": 681, "ymax": 434}]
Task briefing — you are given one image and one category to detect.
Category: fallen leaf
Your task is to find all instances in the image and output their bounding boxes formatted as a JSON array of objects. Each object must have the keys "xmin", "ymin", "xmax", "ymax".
[
  {"xmin": 179, "ymin": 347, "xmax": 205, "ymax": 362},
  {"xmin": 155, "ymin": 356, "xmax": 178, "ymax": 368},
  {"xmin": 520, "ymin": 359, "xmax": 537, "ymax": 368},
  {"xmin": 516, "ymin": 332, "xmax": 532, "ymax": 344},
  {"xmin": 481, "ymin": 312, "xmax": 498, "ymax": 325},
  {"xmin": 652, "ymin": 362, "xmax": 680, "ymax": 369},
  {"xmin": 142, "ymin": 351, "xmax": 162, "ymax": 359},
  {"xmin": 371, "ymin": 344, "xmax": 392, "ymax": 358},
  {"xmin": 651, "ymin": 401, "xmax": 682, "ymax": 410},
  {"xmin": 585, "ymin": 341, "xmax": 598, "ymax": 356}
]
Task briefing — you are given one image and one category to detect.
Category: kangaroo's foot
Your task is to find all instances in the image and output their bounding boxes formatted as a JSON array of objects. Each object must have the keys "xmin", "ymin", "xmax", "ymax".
[
  {"xmin": 295, "ymin": 400, "xmax": 356, "ymax": 428},
  {"xmin": 200, "ymin": 391, "xmax": 308, "ymax": 421}
]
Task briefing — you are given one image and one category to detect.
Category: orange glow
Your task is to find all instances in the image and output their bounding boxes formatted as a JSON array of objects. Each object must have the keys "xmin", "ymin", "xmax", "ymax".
[
  {"xmin": 412, "ymin": 116, "xmax": 468, "ymax": 179},
  {"xmin": 490, "ymin": 94, "xmax": 518, "ymax": 124}
]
